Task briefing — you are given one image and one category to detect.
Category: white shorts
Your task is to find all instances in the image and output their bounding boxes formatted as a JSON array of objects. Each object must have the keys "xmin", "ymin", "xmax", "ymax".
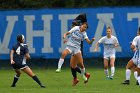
[
  {"xmin": 132, "ymin": 51, "xmax": 140, "ymax": 68},
  {"xmin": 104, "ymin": 54, "xmax": 115, "ymax": 60},
  {"xmin": 65, "ymin": 46, "xmax": 81, "ymax": 55}
]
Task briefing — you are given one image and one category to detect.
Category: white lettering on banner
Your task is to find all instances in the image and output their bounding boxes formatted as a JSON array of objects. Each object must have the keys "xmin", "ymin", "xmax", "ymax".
[
  {"xmin": 58, "ymin": 14, "xmax": 78, "ymax": 53},
  {"xmin": 90, "ymin": 13, "xmax": 122, "ymax": 52},
  {"xmin": 127, "ymin": 13, "xmax": 140, "ymax": 27},
  {"xmin": 24, "ymin": 15, "xmax": 53, "ymax": 53},
  {"xmin": 0, "ymin": 16, "xmax": 18, "ymax": 54}
]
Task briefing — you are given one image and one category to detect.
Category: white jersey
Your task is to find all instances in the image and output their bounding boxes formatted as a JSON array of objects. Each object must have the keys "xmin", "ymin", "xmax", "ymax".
[
  {"xmin": 98, "ymin": 35, "xmax": 119, "ymax": 57},
  {"xmin": 67, "ymin": 26, "xmax": 88, "ymax": 49},
  {"xmin": 132, "ymin": 36, "xmax": 140, "ymax": 67}
]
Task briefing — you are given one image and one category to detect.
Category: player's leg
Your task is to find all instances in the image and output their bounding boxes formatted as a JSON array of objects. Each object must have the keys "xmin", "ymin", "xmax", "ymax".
[
  {"xmin": 104, "ymin": 58, "xmax": 109, "ymax": 79},
  {"xmin": 110, "ymin": 57, "xmax": 115, "ymax": 79},
  {"xmin": 122, "ymin": 60, "xmax": 135, "ymax": 85},
  {"xmin": 135, "ymin": 67, "xmax": 140, "ymax": 85},
  {"xmin": 75, "ymin": 52, "xmax": 90, "ymax": 83},
  {"xmin": 56, "ymin": 49, "xmax": 71, "ymax": 72},
  {"xmin": 70, "ymin": 55, "xmax": 79, "ymax": 86},
  {"xmin": 11, "ymin": 69, "xmax": 21, "ymax": 87},
  {"xmin": 22, "ymin": 67, "xmax": 45, "ymax": 88}
]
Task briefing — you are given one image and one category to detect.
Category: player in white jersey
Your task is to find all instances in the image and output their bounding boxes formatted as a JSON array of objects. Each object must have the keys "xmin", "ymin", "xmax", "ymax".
[
  {"xmin": 122, "ymin": 28, "xmax": 140, "ymax": 85},
  {"xmin": 56, "ymin": 13, "xmax": 87, "ymax": 73},
  {"xmin": 57, "ymin": 22, "xmax": 95, "ymax": 84},
  {"xmin": 94, "ymin": 27, "xmax": 119, "ymax": 79}
]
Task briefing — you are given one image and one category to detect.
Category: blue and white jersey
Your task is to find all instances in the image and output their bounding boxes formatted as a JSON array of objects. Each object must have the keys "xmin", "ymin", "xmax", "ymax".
[
  {"xmin": 98, "ymin": 35, "xmax": 119, "ymax": 56},
  {"xmin": 132, "ymin": 36, "xmax": 140, "ymax": 67},
  {"xmin": 67, "ymin": 26, "xmax": 88, "ymax": 49},
  {"xmin": 12, "ymin": 43, "xmax": 29, "ymax": 65}
]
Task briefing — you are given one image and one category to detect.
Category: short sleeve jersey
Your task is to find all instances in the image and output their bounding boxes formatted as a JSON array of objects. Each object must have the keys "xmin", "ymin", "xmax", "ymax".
[
  {"xmin": 98, "ymin": 35, "xmax": 119, "ymax": 56},
  {"xmin": 12, "ymin": 43, "xmax": 29, "ymax": 64},
  {"xmin": 67, "ymin": 26, "xmax": 88, "ymax": 49}
]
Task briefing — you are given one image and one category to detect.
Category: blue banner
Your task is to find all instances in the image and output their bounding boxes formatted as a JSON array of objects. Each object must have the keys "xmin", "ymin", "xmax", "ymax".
[{"xmin": 0, "ymin": 7, "xmax": 140, "ymax": 59}]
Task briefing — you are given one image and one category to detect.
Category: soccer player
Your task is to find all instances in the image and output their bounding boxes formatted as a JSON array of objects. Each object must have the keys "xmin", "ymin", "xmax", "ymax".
[
  {"xmin": 10, "ymin": 34, "xmax": 45, "ymax": 88},
  {"xmin": 56, "ymin": 13, "xmax": 87, "ymax": 73},
  {"xmin": 94, "ymin": 27, "xmax": 119, "ymax": 79},
  {"xmin": 57, "ymin": 22, "xmax": 95, "ymax": 85},
  {"xmin": 122, "ymin": 28, "xmax": 140, "ymax": 85}
]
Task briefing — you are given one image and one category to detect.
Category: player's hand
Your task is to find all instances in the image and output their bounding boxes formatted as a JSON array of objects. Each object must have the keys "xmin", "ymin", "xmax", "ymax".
[
  {"xmin": 63, "ymin": 39, "xmax": 67, "ymax": 44},
  {"xmin": 92, "ymin": 37, "xmax": 95, "ymax": 41},
  {"xmin": 11, "ymin": 60, "xmax": 15, "ymax": 64},
  {"xmin": 93, "ymin": 48, "xmax": 98, "ymax": 52}
]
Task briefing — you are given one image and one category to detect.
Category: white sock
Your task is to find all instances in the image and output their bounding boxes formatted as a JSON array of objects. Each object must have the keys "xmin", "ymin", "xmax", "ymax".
[
  {"xmin": 81, "ymin": 68, "xmax": 87, "ymax": 81},
  {"xmin": 126, "ymin": 69, "xmax": 131, "ymax": 80},
  {"xmin": 137, "ymin": 76, "xmax": 140, "ymax": 85},
  {"xmin": 57, "ymin": 58, "xmax": 64, "ymax": 69},
  {"xmin": 81, "ymin": 68, "xmax": 86, "ymax": 75},
  {"xmin": 134, "ymin": 71, "xmax": 138, "ymax": 80},
  {"xmin": 111, "ymin": 67, "xmax": 115, "ymax": 77},
  {"xmin": 104, "ymin": 69, "xmax": 109, "ymax": 77}
]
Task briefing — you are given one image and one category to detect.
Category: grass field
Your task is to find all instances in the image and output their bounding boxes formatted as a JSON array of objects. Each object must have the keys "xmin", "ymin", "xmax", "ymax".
[{"xmin": 0, "ymin": 67, "xmax": 140, "ymax": 93}]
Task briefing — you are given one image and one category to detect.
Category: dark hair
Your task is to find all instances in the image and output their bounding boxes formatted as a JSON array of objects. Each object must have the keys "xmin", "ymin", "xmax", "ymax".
[
  {"xmin": 82, "ymin": 22, "xmax": 88, "ymax": 28},
  {"xmin": 17, "ymin": 34, "xmax": 24, "ymax": 43}
]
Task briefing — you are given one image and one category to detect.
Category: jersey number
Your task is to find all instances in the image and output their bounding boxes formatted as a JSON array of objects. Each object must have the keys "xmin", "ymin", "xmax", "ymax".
[{"xmin": 16, "ymin": 46, "xmax": 21, "ymax": 55}]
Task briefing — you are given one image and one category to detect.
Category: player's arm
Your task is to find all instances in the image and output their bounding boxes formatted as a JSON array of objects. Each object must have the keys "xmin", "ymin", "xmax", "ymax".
[
  {"xmin": 85, "ymin": 37, "xmax": 95, "ymax": 44},
  {"xmin": 94, "ymin": 42, "xmax": 100, "ymax": 52},
  {"xmin": 114, "ymin": 37, "xmax": 119, "ymax": 47},
  {"xmin": 131, "ymin": 37, "xmax": 138, "ymax": 51},
  {"xmin": 25, "ymin": 53, "xmax": 30, "ymax": 60},
  {"xmin": 63, "ymin": 32, "xmax": 71, "ymax": 39},
  {"xmin": 10, "ymin": 50, "xmax": 15, "ymax": 64},
  {"xmin": 25, "ymin": 45, "xmax": 30, "ymax": 60}
]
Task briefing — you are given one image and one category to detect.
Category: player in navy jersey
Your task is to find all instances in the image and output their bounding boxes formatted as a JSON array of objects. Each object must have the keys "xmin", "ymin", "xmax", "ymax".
[{"xmin": 10, "ymin": 34, "xmax": 45, "ymax": 88}]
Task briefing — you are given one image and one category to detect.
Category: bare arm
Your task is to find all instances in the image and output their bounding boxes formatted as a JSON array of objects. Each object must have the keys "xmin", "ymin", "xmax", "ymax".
[
  {"xmin": 63, "ymin": 32, "xmax": 71, "ymax": 39},
  {"xmin": 85, "ymin": 37, "xmax": 95, "ymax": 44},
  {"xmin": 10, "ymin": 50, "xmax": 15, "ymax": 64},
  {"xmin": 131, "ymin": 44, "xmax": 137, "ymax": 51},
  {"xmin": 94, "ymin": 42, "xmax": 100, "ymax": 52},
  {"xmin": 25, "ymin": 53, "xmax": 30, "ymax": 60}
]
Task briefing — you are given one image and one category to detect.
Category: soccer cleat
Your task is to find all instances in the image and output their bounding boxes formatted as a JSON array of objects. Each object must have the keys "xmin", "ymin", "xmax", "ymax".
[
  {"xmin": 55, "ymin": 68, "xmax": 61, "ymax": 73},
  {"xmin": 84, "ymin": 73, "xmax": 90, "ymax": 84},
  {"xmin": 41, "ymin": 85, "xmax": 46, "ymax": 88},
  {"xmin": 72, "ymin": 78, "xmax": 79, "ymax": 86},
  {"xmin": 109, "ymin": 76, "xmax": 113, "ymax": 80},
  {"xmin": 136, "ymin": 80, "xmax": 139, "ymax": 85},
  {"xmin": 122, "ymin": 80, "xmax": 130, "ymax": 85},
  {"xmin": 11, "ymin": 85, "xmax": 16, "ymax": 87},
  {"xmin": 105, "ymin": 76, "xmax": 110, "ymax": 80}
]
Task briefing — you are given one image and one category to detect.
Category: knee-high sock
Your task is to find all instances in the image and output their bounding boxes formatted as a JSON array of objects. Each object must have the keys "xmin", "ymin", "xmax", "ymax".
[
  {"xmin": 11, "ymin": 75, "xmax": 19, "ymax": 86},
  {"xmin": 57, "ymin": 58, "xmax": 64, "ymax": 69},
  {"xmin": 126, "ymin": 69, "xmax": 131, "ymax": 80},
  {"xmin": 104, "ymin": 69, "xmax": 109, "ymax": 77},
  {"xmin": 71, "ymin": 68, "xmax": 77, "ymax": 79},
  {"xmin": 32, "ymin": 75, "xmax": 43, "ymax": 86},
  {"xmin": 137, "ymin": 76, "xmax": 140, "ymax": 85},
  {"xmin": 134, "ymin": 71, "xmax": 138, "ymax": 80},
  {"xmin": 111, "ymin": 67, "xmax": 115, "ymax": 77},
  {"xmin": 75, "ymin": 66, "xmax": 81, "ymax": 73}
]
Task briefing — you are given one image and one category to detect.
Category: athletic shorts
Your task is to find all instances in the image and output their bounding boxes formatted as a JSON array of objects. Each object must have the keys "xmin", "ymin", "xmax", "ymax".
[
  {"xmin": 12, "ymin": 63, "xmax": 28, "ymax": 69},
  {"xmin": 132, "ymin": 51, "xmax": 140, "ymax": 68},
  {"xmin": 104, "ymin": 54, "xmax": 115, "ymax": 60},
  {"xmin": 65, "ymin": 46, "xmax": 81, "ymax": 55}
]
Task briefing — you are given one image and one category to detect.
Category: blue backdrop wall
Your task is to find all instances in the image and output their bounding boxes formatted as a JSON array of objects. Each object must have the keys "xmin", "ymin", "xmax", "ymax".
[{"xmin": 0, "ymin": 7, "xmax": 140, "ymax": 59}]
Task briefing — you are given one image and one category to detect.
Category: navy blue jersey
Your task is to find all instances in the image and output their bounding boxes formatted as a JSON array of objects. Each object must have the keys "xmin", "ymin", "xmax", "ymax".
[{"xmin": 12, "ymin": 43, "xmax": 29, "ymax": 64}]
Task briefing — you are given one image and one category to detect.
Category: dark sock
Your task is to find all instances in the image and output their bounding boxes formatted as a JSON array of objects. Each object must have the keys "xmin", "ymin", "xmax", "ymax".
[
  {"xmin": 75, "ymin": 66, "xmax": 86, "ymax": 75},
  {"xmin": 75, "ymin": 67, "xmax": 81, "ymax": 73},
  {"xmin": 71, "ymin": 67, "xmax": 77, "ymax": 79},
  {"xmin": 32, "ymin": 75, "xmax": 43, "ymax": 86},
  {"xmin": 11, "ymin": 75, "xmax": 19, "ymax": 86}
]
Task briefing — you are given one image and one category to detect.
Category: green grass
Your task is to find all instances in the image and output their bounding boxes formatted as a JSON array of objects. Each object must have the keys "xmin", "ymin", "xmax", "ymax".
[{"xmin": 0, "ymin": 68, "xmax": 140, "ymax": 93}]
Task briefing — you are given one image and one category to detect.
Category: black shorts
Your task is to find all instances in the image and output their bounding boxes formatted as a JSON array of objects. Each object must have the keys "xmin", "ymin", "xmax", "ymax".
[{"xmin": 12, "ymin": 63, "xmax": 28, "ymax": 69}]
